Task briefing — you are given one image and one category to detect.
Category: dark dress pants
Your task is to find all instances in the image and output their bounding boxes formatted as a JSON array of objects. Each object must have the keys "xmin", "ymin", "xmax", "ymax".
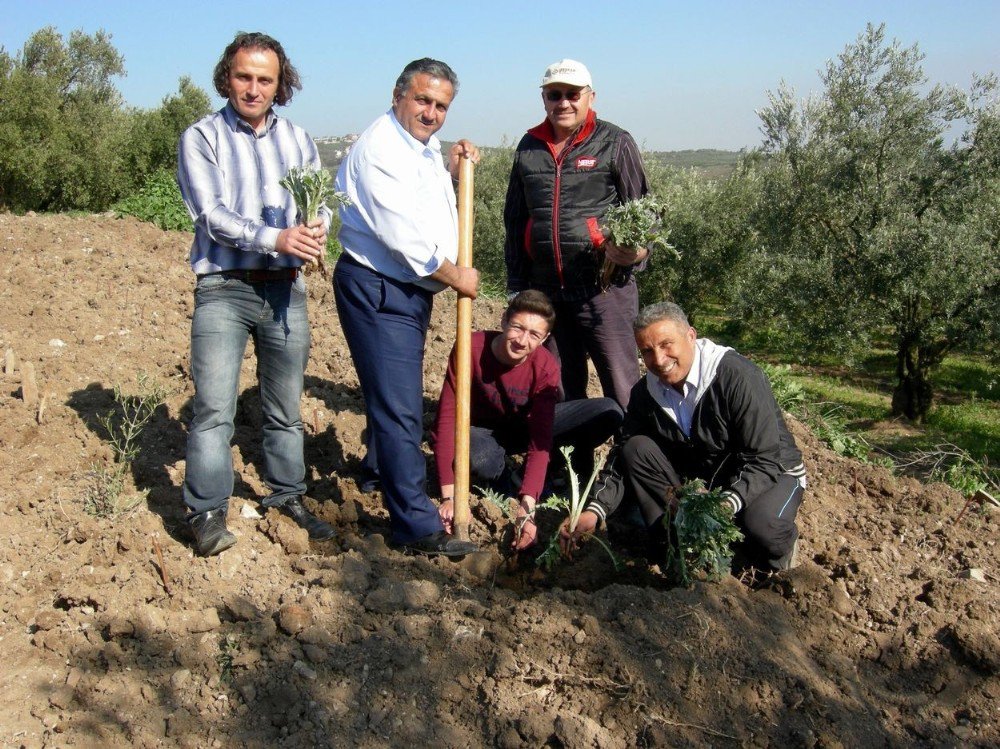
[
  {"xmin": 548, "ymin": 280, "xmax": 640, "ymax": 410},
  {"xmin": 469, "ymin": 397, "xmax": 624, "ymax": 492},
  {"xmin": 333, "ymin": 255, "xmax": 443, "ymax": 544}
]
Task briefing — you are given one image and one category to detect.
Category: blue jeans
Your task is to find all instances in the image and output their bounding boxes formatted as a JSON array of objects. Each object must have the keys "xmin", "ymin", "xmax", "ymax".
[
  {"xmin": 183, "ymin": 274, "xmax": 310, "ymax": 517},
  {"xmin": 333, "ymin": 255, "xmax": 444, "ymax": 544}
]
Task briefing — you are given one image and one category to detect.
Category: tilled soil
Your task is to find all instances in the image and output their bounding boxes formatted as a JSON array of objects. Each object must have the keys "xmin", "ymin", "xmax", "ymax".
[{"xmin": 0, "ymin": 213, "xmax": 997, "ymax": 748}]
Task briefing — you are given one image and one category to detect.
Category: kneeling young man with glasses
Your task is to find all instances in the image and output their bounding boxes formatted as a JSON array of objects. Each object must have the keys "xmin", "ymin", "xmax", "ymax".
[{"xmin": 432, "ymin": 291, "xmax": 622, "ymax": 550}]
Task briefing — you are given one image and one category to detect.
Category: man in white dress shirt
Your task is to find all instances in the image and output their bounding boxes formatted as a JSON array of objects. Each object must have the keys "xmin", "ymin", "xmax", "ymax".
[{"xmin": 333, "ymin": 58, "xmax": 480, "ymax": 556}]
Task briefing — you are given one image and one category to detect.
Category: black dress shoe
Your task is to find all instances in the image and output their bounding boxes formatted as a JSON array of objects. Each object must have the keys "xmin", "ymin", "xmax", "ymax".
[
  {"xmin": 357, "ymin": 468, "xmax": 381, "ymax": 493},
  {"xmin": 401, "ymin": 531, "xmax": 478, "ymax": 557},
  {"xmin": 189, "ymin": 508, "xmax": 237, "ymax": 557},
  {"xmin": 281, "ymin": 497, "xmax": 336, "ymax": 541}
]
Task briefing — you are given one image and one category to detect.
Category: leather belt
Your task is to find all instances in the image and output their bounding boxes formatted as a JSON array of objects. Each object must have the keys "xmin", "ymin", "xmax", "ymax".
[{"xmin": 217, "ymin": 268, "xmax": 299, "ymax": 283}]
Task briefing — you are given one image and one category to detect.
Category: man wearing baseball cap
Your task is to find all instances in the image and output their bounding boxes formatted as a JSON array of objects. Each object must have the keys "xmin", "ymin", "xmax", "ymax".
[{"xmin": 503, "ymin": 59, "xmax": 650, "ymax": 410}]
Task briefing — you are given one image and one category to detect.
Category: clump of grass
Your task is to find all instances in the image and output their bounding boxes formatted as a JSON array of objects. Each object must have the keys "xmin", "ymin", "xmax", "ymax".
[
  {"xmin": 761, "ymin": 364, "xmax": 870, "ymax": 460},
  {"xmin": 85, "ymin": 373, "xmax": 167, "ymax": 518},
  {"xmin": 665, "ymin": 480, "xmax": 744, "ymax": 586}
]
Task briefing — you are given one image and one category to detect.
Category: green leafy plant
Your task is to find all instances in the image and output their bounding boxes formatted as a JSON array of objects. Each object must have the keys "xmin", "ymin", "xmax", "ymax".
[
  {"xmin": 478, "ymin": 485, "xmax": 516, "ymax": 520},
  {"xmin": 217, "ymin": 634, "xmax": 242, "ymax": 685},
  {"xmin": 536, "ymin": 447, "xmax": 620, "ymax": 571},
  {"xmin": 599, "ymin": 195, "xmax": 678, "ymax": 289},
  {"xmin": 809, "ymin": 403, "xmax": 870, "ymax": 460},
  {"xmin": 279, "ymin": 166, "xmax": 351, "ymax": 278},
  {"xmin": 112, "ymin": 168, "xmax": 193, "ymax": 232},
  {"xmin": 665, "ymin": 480, "xmax": 745, "ymax": 586}
]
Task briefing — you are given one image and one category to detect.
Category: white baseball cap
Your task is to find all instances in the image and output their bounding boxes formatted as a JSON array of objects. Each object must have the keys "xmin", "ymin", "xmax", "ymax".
[{"xmin": 540, "ymin": 59, "xmax": 592, "ymax": 88}]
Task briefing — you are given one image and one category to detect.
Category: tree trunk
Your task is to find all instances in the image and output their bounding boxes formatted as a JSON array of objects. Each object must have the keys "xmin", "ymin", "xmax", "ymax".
[{"xmin": 891, "ymin": 339, "xmax": 934, "ymax": 422}]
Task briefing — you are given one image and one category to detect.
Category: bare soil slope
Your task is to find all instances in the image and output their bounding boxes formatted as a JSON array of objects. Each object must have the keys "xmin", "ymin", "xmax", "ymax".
[{"xmin": 0, "ymin": 213, "xmax": 997, "ymax": 748}]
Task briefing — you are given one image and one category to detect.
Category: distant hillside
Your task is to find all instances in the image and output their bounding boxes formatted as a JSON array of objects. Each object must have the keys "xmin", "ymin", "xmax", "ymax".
[
  {"xmin": 316, "ymin": 137, "xmax": 741, "ymax": 181},
  {"xmin": 646, "ymin": 149, "xmax": 742, "ymax": 180},
  {"xmin": 315, "ymin": 135, "xmax": 358, "ymax": 172}
]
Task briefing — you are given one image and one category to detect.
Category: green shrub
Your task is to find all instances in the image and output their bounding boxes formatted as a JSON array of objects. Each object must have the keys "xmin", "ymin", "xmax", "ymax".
[{"xmin": 113, "ymin": 168, "xmax": 192, "ymax": 232}]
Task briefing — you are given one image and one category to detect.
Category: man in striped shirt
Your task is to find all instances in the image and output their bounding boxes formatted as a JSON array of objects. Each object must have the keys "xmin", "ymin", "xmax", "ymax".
[{"xmin": 177, "ymin": 32, "xmax": 334, "ymax": 556}]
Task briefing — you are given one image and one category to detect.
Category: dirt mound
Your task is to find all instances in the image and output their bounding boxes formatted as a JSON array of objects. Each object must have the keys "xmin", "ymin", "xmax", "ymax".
[{"xmin": 0, "ymin": 213, "xmax": 997, "ymax": 747}]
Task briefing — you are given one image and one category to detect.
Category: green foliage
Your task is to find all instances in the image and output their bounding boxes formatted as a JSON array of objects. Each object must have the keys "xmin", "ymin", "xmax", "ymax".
[
  {"xmin": 733, "ymin": 23, "xmax": 1000, "ymax": 421},
  {"xmin": 809, "ymin": 404, "xmax": 871, "ymax": 461},
  {"xmin": 920, "ymin": 444, "xmax": 998, "ymax": 497},
  {"xmin": 600, "ymin": 195, "xmax": 677, "ymax": 290},
  {"xmin": 760, "ymin": 362, "xmax": 871, "ymax": 460},
  {"xmin": 931, "ymin": 459, "xmax": 989, "ymax": 497},
  {"xmin": 280, "ymin": 167, "xmax": 351, "ymax": 275},
  {"xmin": 0, "ymin": 27, "xmax": 210, "ymax": 212},
  {"xmin": 478, "ymin": 485, "xmax": 517, "ymax": 520},
  {"xmin": 126, "ymin": 76, "xmax": 211, "ymax": 178},
  {"xmin": 470, "ymin": 145, "xmax": 514, "ymax": 293},
  {"xmin": 639, "ymin": 159, "xmax": 761, "ymax": 323},
  {"xmin": 757, "ymin": 363, "xmax": 807, "ymax": 413},
  {"xmin": 665, "ymin": 480, "xmax": 744, "ymax": 586},
  {"xmin": 601, "ymin": 196, "xmax": 671, "ymax": 251},
  {"xmin": 112, "ymin": 168, "xmax": 192, "ymax": 231}
]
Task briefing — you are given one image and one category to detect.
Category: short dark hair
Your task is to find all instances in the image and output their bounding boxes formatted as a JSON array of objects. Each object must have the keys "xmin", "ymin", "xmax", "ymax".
[
  {"xmin": 213, "ymin": 32, "xmax": 301, "ymax": 106},
  {"xmin": 503, "ymin": 290, "xmax": 556, "ymax": 332},
  {"xmin": 634, "ymin": 301, "xmax": 690, "ymax": 333},
  {"xmin": 394, "ymin": 58, "xmax": 459, "ymax": 96}
]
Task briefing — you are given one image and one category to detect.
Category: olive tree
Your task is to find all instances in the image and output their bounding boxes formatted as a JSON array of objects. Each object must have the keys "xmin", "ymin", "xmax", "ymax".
[
  {"xmin": 0, "ymin": 27, "xmax": 210, "ymax": 212},
  {"xmin": 734, "ymin": 24, "xmax": 999, "ymax": 421}
]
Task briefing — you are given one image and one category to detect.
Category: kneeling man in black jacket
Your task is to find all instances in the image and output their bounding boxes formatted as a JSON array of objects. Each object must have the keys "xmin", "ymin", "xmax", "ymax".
[{"xmin": 563, "ymin": 302, "xmax": 806, "ymax": 570}]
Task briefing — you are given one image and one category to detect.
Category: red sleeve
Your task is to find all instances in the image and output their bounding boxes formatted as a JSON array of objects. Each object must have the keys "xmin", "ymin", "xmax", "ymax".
[
  {"xmin": 518, "ymin": 354, "xmax": 560, "ymax": 499},
  {"xmin": 432, "ymin": 343, "xmax": 460, "ymax": 490}
]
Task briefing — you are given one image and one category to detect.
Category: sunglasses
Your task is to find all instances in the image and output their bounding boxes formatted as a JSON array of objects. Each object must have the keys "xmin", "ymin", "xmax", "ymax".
[{"xmin": 544, "ymin": 88, "xmax": 589, "ymax": 103}]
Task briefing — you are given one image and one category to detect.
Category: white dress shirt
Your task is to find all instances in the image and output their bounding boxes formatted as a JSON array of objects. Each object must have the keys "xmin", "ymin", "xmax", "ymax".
[
  {"xmin": 335, "ymin": 110, "xmax": 458, "ymax": 292},
  {"xmin": 650, "ymin": 346, "xmax": 702, "ymax": 436}
]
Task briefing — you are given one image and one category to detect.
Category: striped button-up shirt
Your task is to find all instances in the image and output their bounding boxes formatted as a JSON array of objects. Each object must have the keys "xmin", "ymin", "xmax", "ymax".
[{"xmin": 177, "ymin": 103, "xmax": 330, "ymax": 275}]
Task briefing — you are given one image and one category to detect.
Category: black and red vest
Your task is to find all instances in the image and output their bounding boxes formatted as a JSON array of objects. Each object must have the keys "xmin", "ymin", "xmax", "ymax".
[{"xmin": 514, "ymin": 115, "xmax": 630, "ymax": 297}]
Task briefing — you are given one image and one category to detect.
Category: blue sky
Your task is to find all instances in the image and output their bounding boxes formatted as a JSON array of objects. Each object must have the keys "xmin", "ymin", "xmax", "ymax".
[{"xmin": 3, "ymin": 0, "xmax": 997, "ymax": 150}]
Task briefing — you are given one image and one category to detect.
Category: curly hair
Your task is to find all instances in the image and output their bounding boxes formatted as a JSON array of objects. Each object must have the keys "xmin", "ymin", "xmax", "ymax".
[{"xmin": 213, "ymin": 31, "xmax": 302, "ymax": 106}]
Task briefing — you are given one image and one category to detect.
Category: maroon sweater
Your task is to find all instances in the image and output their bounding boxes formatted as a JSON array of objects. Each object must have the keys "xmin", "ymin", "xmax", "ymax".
[{"xmin": 432, "ymin": 331, "xmax": 560, "ymax": 499}]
